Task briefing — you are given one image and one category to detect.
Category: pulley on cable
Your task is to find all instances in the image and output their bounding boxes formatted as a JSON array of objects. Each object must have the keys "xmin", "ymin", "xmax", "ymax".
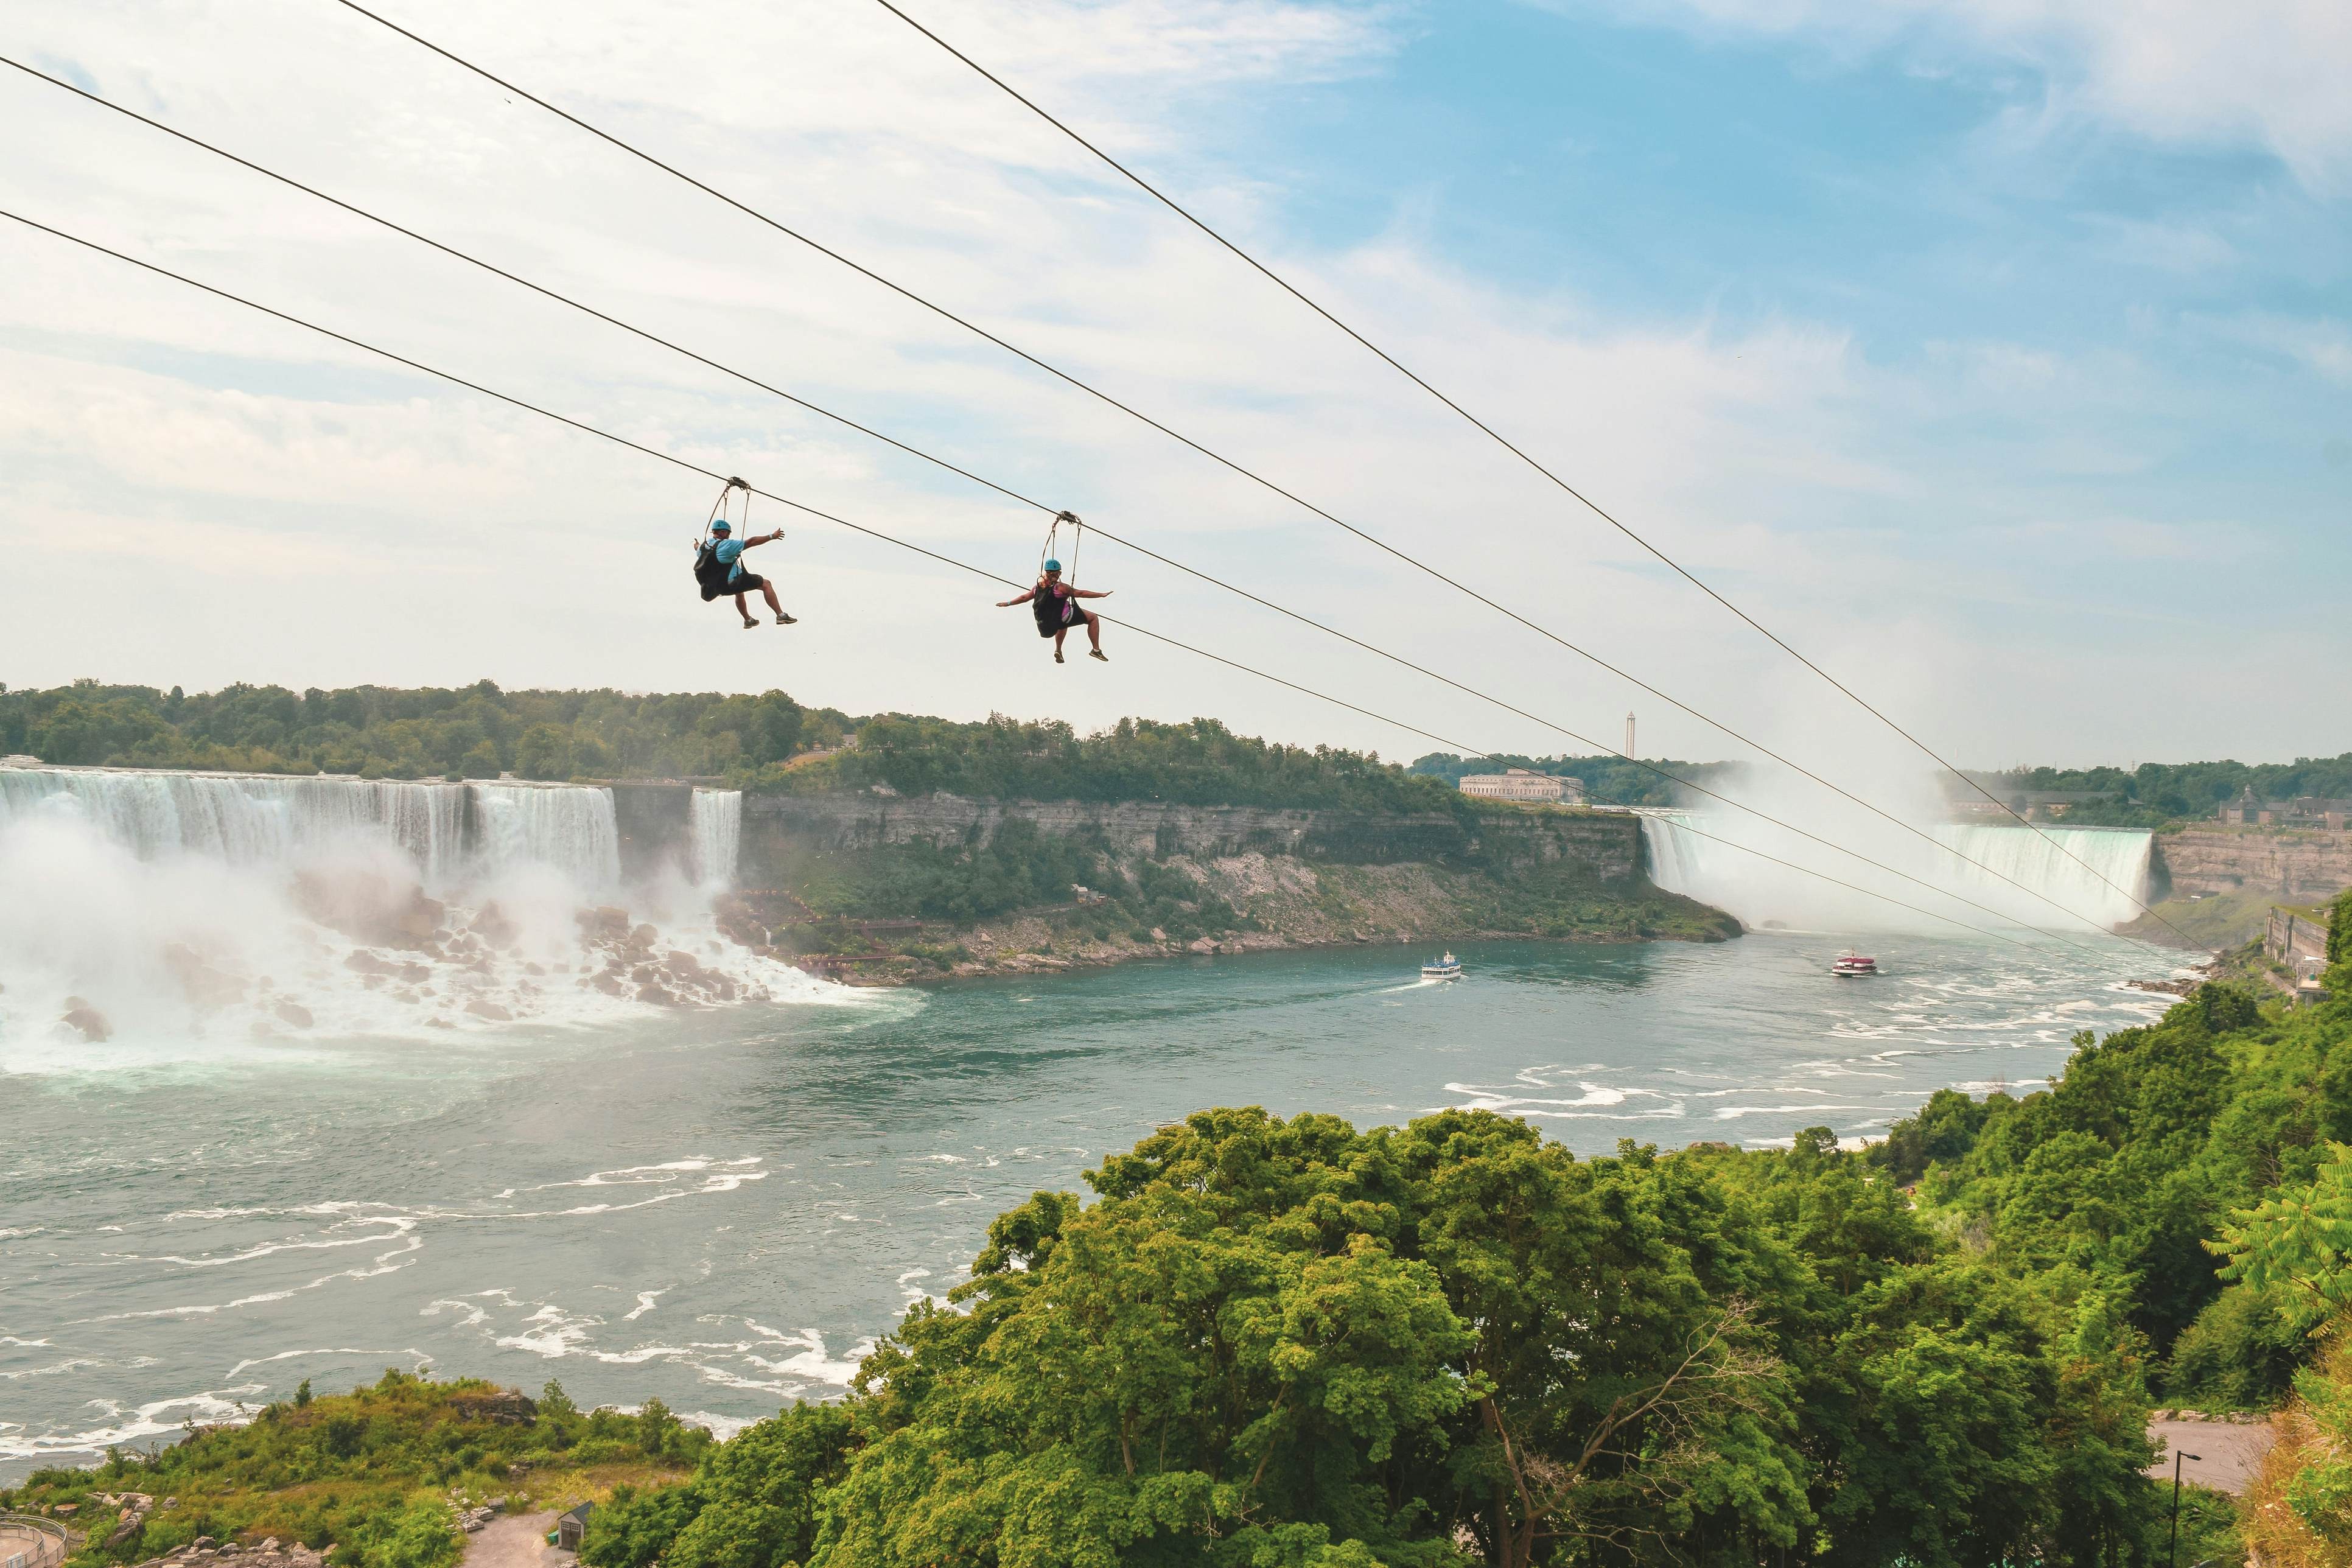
[
  {"xmin": 996, "ymin": 508, "xmax": 1112, "ymax": 662},
  {"xmin": 689, "ymin": 475, "xmax": 797, "ymax": 631}
]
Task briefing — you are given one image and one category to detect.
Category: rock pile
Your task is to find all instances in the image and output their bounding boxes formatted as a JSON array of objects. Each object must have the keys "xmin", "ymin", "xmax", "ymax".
[
  {"xmin": 574, "ymin": 906, "xmax": 756, "ymax": 1006},
  {"xmin": 124, "ymin": 1535, "xmax": 324, "ymax": 1568},
  {"xmin": 98, "ymin": 1491, "xmax": 155, "ymax": 1545},
  {"xmin": 453, "ymin": 1498, "xmax": 508, "ymax": 1533}
]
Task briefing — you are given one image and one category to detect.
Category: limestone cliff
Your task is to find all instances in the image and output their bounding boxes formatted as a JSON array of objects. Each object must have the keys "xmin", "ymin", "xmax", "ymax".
[
  {"xmin": 2154, "ymin": 827, "xmax": 2352, "ymax": 902},
  {"xmin": 729, "ymin": 793, "xmax": 1734, "ymax": 983}
]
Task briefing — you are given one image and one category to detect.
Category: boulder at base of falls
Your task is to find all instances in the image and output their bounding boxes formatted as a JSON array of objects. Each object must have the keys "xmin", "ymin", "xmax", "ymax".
[
  {"xmin": 61, "ymin": 998, "xmax": 113, "ymax": 1041},
  {"xmin": 294, "ymin": 867, "xmax": 446, "ymax": 950},
  {"xmin": 577, "ymin": 905, "xmax": 631, "ymax": 942},
  {"xmin": 471, "ymin": 900, "xmax": 522, "ymax": 950},
  {"xmin": 464, "ymin": 998, "xmax": 514, "ymax": 1021},
  {"xmin": 163, "ymin": 943, "xmax": 248, "ymax": 1008}
]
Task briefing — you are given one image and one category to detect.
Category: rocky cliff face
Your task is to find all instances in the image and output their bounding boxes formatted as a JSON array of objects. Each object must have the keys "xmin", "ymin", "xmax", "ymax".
[
  {"xmin": 733, "ymin": 793, "xmax": 1723, "ymax": 984},
  {"xmin": 743, "ymin": 793, "xmax": 1640, "ymax": 875},
  {"xmin": 2155, "ymin": 827, "xmax": 2352, "ymax": 901}
]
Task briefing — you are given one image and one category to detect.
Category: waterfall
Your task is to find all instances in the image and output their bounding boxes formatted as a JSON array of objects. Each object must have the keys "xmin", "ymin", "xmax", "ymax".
[
  {"xmin": 688, "ymin": 789, "xmax": 743, "ymax": 889},
  {"xmin": 1642, "ymin": 811, "xmax": 2153, "ymax": 934},
  {"xmin": 0, "ymin": 765, "xmax": 828, "ymax": 1052},
  {"xmin": 472, "ymin": 782, "xmax": 621, "ymax": 890},
  {"xmin": 0, "ymin": 766, "xmax": 624, "ymax": 889},
  {"xmin": 1931, "ymin": 824, "xmax": 2152, "ymax": 930},
  {"xmin": 0, "ymin": 767, "xmax": 470, "ymax": 882}
]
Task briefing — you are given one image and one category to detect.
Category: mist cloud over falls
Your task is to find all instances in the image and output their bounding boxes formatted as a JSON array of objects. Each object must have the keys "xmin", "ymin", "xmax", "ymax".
[{"xmin": 0, "ymin": 768, "xmax": 831, "ymax": 1071}]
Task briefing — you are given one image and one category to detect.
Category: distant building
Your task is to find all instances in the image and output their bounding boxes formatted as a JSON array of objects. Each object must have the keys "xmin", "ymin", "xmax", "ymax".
[
  {"xmin": 2268, "ymin": 904, "xmax": 2335, "ymax": 1003},
  {"xmin": 2221, "ymin": 786, "xmax": 2351, "ymax": 828},
  {"xmin": 1457, "ymin": 768, "xmax": 1584, "ymax": 805}
]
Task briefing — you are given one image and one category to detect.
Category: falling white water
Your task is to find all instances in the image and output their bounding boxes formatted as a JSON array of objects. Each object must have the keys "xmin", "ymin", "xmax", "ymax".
[
  {"xmin": 0, "ymin": 768, "xmax": 471, "ymax": 884},
  {"xmin": 688, "ymin": 790, "xmax": 743, "ymax": 889},
  {"xmin": 1642, "ymin": 811, "xmax": 2152, "ymax": 935},
  {"xmin": 0, "ymin": 766, "xmax": 841, "ymax": 1065},
  {"xmin": 472, "ymin": 782, "xmax": 622, "ymax": 891},
  {"xmin": 1931, "ymin": 825, "xmax": 2152, "ymax": 929}
]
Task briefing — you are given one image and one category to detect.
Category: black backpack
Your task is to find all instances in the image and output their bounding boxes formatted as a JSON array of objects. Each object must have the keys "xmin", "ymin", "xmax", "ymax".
[{"xmin": 693, "ymin": 541, "xmax": 733, "ymax": 601}]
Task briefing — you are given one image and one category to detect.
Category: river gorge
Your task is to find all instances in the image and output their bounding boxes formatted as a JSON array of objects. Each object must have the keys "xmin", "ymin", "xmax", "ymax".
[{"xmin": 1, "ymin": 765, "xmax": 2203, "ymax": 1479}]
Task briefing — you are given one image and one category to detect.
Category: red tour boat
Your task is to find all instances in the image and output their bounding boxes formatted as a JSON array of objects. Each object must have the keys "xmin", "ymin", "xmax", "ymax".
[{"xmin": 1832, "ymin": 953, "xmax": 1879, "ymax": 977}]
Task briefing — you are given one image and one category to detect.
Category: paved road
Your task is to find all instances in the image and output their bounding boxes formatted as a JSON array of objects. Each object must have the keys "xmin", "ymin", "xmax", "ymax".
[
  {"xmin": 461, "ymin": 1513, "xmax": 563, "ymax": 1568},
  {"xmin": 2146, "ymin": 1421, "xmax": 2275, "ymax": 1496}
]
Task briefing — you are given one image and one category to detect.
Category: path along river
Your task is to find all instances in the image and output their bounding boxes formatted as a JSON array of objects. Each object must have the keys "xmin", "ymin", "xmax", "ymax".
[{"xmin": 1, "ymin": 931, "xmax": 2178, "ymax": 1478}]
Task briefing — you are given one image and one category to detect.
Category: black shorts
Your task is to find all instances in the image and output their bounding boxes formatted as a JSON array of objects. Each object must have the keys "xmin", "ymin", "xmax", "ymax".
[
  {"xmin": 1035, "ymin": 607, "xmax": 1090, "ymax": 637},
  {"xmin": 705, "ymin": 572, "xmax": 765, "ymax": 600}
]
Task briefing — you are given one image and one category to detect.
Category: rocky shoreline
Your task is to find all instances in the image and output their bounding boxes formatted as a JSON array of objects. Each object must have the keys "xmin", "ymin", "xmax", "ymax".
[{"xmin": 723, "ymin": 848, "xmax": 1740, "ymax": 988}]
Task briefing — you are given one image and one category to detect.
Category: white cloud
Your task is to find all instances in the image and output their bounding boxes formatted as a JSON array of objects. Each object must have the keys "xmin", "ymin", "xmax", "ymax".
[
  {"xmin": 2201, "ymin": 311, "xmax": 2352, "ymax": 383},
  {"xmin": 0, "ymin": 0, "xmax": 2340, "ymax": 769},
  {"xmin": 1553, "ymin": 0, "xmax": 2352, "ymax": 189}
]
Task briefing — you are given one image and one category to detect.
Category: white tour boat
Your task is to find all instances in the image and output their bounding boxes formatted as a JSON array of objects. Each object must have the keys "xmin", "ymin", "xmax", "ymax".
[{"xmin": 1422, "ymin": 952, "xmax": 1463, "ymax": 981}]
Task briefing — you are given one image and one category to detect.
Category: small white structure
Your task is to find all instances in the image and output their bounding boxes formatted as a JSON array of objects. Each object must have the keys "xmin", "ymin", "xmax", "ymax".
[{"xmin": 1457, "ymin": 768, "xmax": 1584, "ymax": 805}]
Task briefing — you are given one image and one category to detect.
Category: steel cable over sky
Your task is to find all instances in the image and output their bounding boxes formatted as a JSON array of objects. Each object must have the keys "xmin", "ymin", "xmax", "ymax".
[
  {"xmin": 202, "ymin": 15, "xmax": 2168, "ymax": 947},
  {"xmin": 863, "ymin": 0, "xmax": 2199, "ymax": 946},
  {"xmin": 5, "ymin": 58, "xmax": 2154, "ymax": 953},
  {"xmin": 0, "ymin": 202, "xmax": 2067, "ymax": 952}
]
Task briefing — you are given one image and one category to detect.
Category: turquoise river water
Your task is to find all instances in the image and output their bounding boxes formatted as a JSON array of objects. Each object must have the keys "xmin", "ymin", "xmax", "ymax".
[{"xmin": 1, "ymin": 932, "xmax": 2179, "ymax": 1478}]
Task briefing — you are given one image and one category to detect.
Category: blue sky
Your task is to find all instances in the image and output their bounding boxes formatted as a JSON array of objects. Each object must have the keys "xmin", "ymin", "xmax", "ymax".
[{"xmin": 0, "ymin": 0, "xmax": 2344, "ymax": 780}]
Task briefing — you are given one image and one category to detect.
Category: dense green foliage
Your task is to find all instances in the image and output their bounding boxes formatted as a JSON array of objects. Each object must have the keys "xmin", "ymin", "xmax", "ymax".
[
  {"xmin": 0, "ymin": 681, "xmax": 830, "ymax": 782},
  {"xmin": 574, "ymin": 1097, "xmax": 2260, "ymax": 1568},
  {"xmin": 780, "ymin": 715, "xmax": 1471, "ymax": 813},
  {"xmin": 1408, "ymin": 752, "xmax": 1735, "ymax": 809},
  {"xmin": 4, "ymin": 684, "xmax": 1471, "ymax": 810},
  {"xmin": 1969, "ymin": 756, "xmax": 2352, "ymax": 825},
  {"xmin": 0, "ymin": 1373, "xmax": 700, "ymax": 1568}
]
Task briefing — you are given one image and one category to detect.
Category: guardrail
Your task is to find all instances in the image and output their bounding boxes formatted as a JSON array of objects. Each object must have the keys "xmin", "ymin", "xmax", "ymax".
[{"xmin": 0, "ymin": 1514, "xmax": 71, "ymax": 1568}]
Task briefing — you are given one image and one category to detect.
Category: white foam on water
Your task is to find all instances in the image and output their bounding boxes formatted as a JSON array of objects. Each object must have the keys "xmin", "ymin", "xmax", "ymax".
[{"xmin": 0, "ymin": 1383, "xmax": 277, "ymax": 1467}]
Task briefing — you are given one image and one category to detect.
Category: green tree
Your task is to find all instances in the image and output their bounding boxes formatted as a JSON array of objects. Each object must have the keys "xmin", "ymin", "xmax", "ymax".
[{"xmin": 514, "ymin": 724, "xmax": 574, "ymax": 782}]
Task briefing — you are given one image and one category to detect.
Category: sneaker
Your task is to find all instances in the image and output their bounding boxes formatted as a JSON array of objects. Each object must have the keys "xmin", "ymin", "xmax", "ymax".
[
  {"xmin": 776, "ymin": 613, "xmax": 797, "ymax": 625},
  {"xmin": 1089, "ymin": 649, "xmax": 1108, "ymax": 662},
  {"xmin": 741, "ymin": 618, "xmax": 760, "ymax": 630},
  {"xmin": 1054, "ymin": 648, "xmax": 1065, "ymax": 663}
]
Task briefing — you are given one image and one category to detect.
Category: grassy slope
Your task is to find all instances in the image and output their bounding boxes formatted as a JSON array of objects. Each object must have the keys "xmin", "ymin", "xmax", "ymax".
[
  {"xmin": 0, "ymin": 1374, "xmax": 698, "ymax": 1568},
  {"xmin": 2117, "ymin": 890, "xmax": 2285, "ymax": 948}
]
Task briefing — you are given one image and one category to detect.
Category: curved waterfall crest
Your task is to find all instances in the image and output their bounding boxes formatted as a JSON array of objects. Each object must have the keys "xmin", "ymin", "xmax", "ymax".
[{"xmin": 1641, "ymin": 811, "xmax": 2152, "ymax": 934}]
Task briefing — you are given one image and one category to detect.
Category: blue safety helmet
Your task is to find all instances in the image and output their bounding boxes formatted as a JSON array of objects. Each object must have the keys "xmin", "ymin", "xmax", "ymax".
[
  {"xmin": 710, "ymin": 520, "xmax": 732, "ymax": 534},
  {"xmin": 1042, "ymin": 559, "xmax": 1062, "ymax": 572}
]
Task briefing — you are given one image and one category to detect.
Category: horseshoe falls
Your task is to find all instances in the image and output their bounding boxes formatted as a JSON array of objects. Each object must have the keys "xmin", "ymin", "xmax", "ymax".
[{"xmin": 1642, "ymin": 813, "xmax": 2153, "ymax": 935}]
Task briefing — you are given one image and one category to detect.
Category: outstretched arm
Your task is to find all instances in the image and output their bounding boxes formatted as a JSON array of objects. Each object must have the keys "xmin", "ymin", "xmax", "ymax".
[
  {"xmin": 742, "ymin": 530, "xmax": 785, "ymax": 550},
  {"xmin": 1069, "ymin": 587, "xmax": 1113, "ymax": 599},
  {"xmin": 996, "ymin": 587, "xmax": 1039, "ymax": 607}
]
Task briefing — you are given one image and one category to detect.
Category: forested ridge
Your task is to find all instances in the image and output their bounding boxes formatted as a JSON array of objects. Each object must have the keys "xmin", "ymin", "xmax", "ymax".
[
  {"xmin": 1412, "ymin": 750, "xmax": 2352, "ymax": 821},
  {"xmin": 16, "ymin": 890, "xmax": 2351, "ymax": 1567},
  {"xmin": 0, "ymin": 681, "xmax": 1461, "ymax": 814}
]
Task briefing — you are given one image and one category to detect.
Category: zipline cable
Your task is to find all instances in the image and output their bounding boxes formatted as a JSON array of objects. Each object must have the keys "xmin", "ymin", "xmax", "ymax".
[
  {"xmin": 0, "ymin": 202, "xmax": 2063, "ymax": 954},
  {"xmin": 862, "ymin": 0, "xmax": 2199, "ymax": 947},
  {"xmin": 299, "ymin": 7, "xmax": 2189, "ymax": 948},
  {"xmin": 1, "ymin": 57, "xmax": 2152, "ymax": 953}
]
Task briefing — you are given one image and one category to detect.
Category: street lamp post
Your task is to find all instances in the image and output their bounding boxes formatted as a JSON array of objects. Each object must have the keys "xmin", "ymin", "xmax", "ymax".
[{"xmin": 2171, "ymin": 1449, "xmax": 2202, "ymax": 1568}]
